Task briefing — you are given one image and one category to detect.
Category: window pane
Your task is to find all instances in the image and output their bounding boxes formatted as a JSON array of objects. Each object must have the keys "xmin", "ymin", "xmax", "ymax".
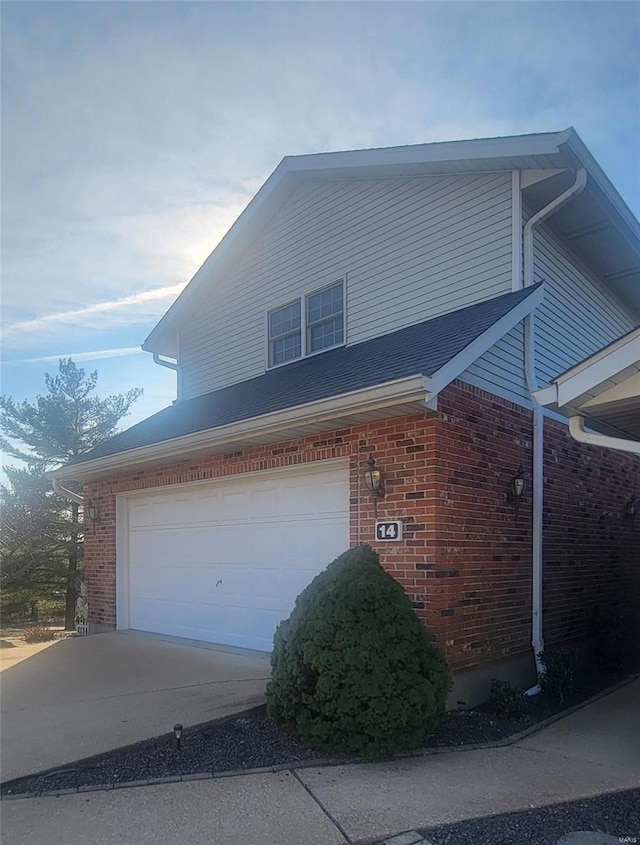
[
  {"xmin": 309, "ymin": 316, "xmax": 344, "ymax": 353},
  {"xmin": 269, "ymin": 301, "xmax": 301, "ymax": 338},
  {"xmin": 271, "ymin": 333, "xmax": 301, "ymax": 366},
  {"xmin": 307, "ymin": 282, "xmax": 343, "ymax": 325}
]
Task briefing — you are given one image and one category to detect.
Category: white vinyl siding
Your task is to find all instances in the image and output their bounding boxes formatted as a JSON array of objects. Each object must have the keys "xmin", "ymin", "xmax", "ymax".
[
  {"xmin": 461, "ymin": 324, "xmax": 530, "ymax": 406},
  {"xmin": 533, "ymin": 220, "xmax": 635, "ymax": 385},
  {"xmin": 180, "ymin": 172, "xmax": 513, "ymax": 399},
  {"xmin": 461, "ymin": 209, "xmax": 636, "ymax": 409}
]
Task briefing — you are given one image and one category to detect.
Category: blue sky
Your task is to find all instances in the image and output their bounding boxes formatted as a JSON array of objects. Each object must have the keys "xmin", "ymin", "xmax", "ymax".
[{"xmin": 2, "ymin": 1, "xmax": 639, "ymax": 434}]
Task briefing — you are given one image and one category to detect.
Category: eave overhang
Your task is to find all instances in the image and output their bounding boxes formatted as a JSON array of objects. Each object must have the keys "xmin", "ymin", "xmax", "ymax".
[
  {"xmin": 47, "ymin": 376, "xmax": 431, "ymax": 482},
  {"xmin": 534, "ymin": 327, "xmax": 640, "ymax": 454}
]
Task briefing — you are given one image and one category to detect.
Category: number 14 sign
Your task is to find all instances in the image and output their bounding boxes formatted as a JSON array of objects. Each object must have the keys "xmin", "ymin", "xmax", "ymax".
[{"xmin": 375, "ymin": 520, "xmax": 403, "ymax": 542}]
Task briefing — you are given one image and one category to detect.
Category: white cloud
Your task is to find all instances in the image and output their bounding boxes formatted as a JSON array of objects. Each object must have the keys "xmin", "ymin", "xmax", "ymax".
[
  {"xmin": 5, "ymin": 347, "xmax": 144, "ymax": 365},
  {"xmin": 1, "ymin": 0, "xmax": 637, "ymax": 368},
  {"xmin": 1, "ymin": 284, "xmax": 186, "ymax": 351}
]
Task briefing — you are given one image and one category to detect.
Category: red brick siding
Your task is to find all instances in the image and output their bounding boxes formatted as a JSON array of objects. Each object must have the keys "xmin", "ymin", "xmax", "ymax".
[
  {"xmin": 543, "ymin": 416, "xmax": 640, "ymax": 645},
  {"xmin": 83, "ymin": 379, "xmax": 639, "ymax": 675},
  {"xmin": 431, "ymin": 384, "xmax": 533, "ymax": 670}
]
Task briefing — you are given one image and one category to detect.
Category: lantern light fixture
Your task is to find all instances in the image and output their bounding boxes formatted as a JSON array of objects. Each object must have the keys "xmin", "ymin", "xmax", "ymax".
[
  {"xmin": 507, "ymin": 465, "xmax": 526, "ymax": 518},
  {"xmin": 625, "ymin": 494, "xmax": 638, "ymax": 520},
  {"xmin": 363, "ymin": 457, "xmax": 383, "ymax": 497},
  {"xmin": 86, "ymin": 501, "xmax": 99, "ymax": 524}
]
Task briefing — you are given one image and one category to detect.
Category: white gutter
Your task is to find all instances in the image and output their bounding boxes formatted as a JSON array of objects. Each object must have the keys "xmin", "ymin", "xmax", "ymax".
[
  {"xmin": 520, "ymin": 167, "xmax": 587, "ymax": 694},
  {"xmin": 52, "ymin": 478, "xmax": 84, "ymax": 506},
  {"xmin": 568, "ymin": 415, "xmax": 640, "ymax": 456}
]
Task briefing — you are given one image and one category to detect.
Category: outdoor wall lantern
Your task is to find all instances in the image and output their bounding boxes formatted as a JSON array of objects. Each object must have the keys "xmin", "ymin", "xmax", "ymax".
[
  {"xmin": 363, "ymin": 456, "xmax": 384, "ymax": 517},
  {"xmin": 507, "ymin": 465, "xmax": 526, "ymax": 519},
  {"xmin": 363, "ymin": 457, "xmax": 384, "ymax": 497},
  {"xmin": 86, "ymin": 501, "xmax": 99, "ymax": 524},
  {"xmin": 625, "ymin": 494, "xmax": 638, "ymax": 521}
]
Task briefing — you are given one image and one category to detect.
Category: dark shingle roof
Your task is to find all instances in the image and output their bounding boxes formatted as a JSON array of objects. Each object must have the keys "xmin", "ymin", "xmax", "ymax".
[{"xmin": 69, "ymin": 285, "xmax": 539, "ymax": 466}]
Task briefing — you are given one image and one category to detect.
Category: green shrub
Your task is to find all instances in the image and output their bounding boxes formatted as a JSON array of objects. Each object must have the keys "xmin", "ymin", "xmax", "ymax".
[
  {"xmin": 539, "ymin": 646, "xmax": 577, "ymax": 704},
  {"xmin": 267, "ymin": 544, "xmax": 451, "ymax": 757},
  {"xmin": 490, "ymin": 679, "xmax": 527, "ymax": 719}
]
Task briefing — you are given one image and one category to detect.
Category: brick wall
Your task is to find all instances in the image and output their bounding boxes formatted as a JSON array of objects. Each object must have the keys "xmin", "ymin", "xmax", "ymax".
[
  {"xmin": 543, "ymin": 416, "xmax": 640, "ymax": 645},
  {"xmin": 430, "ymin": 384, "xmax": 533, "ymax": 670},
  {"xmin": 83, "ymin": 379, "xmax": 639, "ymax": 676}
]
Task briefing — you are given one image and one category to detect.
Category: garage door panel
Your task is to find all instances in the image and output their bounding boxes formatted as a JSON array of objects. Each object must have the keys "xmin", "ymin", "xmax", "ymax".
[
  {"xmin": 124, "ymin": 462, "xmax": 349, "ymax": 651},
  {"xmin": 131, "ymin": 595, "xmax": 286, "ymax": 651}
]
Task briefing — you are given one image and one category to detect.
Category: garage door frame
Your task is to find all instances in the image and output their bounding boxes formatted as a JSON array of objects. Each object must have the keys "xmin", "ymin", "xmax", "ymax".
[{"xmin": 115, "ymin": 457, "xmax": 351, "ymax": 634}]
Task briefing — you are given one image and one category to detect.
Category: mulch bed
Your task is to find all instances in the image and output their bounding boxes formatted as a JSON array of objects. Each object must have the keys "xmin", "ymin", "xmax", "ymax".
[
  {"xmin": 1, "ymin": 668, "xmax": 632, "ymax": 798},
  {"xmin": 419, "ymin": 786, "xmax": 640, "ymax": 844}
]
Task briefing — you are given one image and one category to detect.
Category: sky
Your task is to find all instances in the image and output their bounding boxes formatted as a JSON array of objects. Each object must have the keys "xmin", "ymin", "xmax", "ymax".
[{"xmin": 2, "ymin": 1, "xmax": 639, "ymax": 438}]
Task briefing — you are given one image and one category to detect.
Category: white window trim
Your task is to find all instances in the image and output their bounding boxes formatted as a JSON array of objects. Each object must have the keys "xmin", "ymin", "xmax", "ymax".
[{"xmin": 266, "ymin": 276, "xmax": 346, "ymax": 370}]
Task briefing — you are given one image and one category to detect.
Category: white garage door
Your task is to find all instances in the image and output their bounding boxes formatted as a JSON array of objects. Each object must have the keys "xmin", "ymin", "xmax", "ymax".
[{"xmin": 121, "ymin": 461, "xmax": 349, "ymax": 651}]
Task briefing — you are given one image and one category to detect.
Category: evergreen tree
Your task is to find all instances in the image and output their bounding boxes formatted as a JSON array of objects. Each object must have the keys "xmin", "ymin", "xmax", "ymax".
[{"xmin": 1, "ymin": 359, "xmax": 142, "ymax": 628}]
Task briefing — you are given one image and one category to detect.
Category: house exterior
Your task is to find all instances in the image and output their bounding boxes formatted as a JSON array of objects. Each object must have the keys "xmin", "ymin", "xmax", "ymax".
[{"xmin": 50, "ymin": 129, "xmax": 640, "ymax": 705}]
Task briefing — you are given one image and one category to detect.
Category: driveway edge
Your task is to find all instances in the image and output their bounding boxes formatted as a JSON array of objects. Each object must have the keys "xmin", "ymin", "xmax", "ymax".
[{"xmin": 3, "ymin": 672, "xmax": 638, "ymax": 802}]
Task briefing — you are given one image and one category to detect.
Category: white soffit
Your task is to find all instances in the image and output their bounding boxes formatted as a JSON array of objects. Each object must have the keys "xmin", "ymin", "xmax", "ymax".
[{"xmin": 554, "ymin": 328, "xmax": 640, "ymax": 408}]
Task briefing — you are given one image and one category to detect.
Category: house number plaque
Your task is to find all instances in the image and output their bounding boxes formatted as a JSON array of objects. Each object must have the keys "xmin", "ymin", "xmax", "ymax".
[{"xmin": 375, "ymin": 520, "xmax": 403, "ymax": 542}]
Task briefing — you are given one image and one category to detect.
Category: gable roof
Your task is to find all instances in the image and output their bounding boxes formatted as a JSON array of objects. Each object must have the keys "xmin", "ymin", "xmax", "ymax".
[
  {"xmin": 51, "ymin": 284, "xmax": 542, "ymax": 481},
  {"xmin": 144, "ymin": 128, "xmax": 640, "ymax": 358}
]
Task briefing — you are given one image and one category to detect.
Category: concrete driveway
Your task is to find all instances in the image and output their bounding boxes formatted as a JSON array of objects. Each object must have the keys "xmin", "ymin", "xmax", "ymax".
[
  {"xmin": 2, "ymin": 678, "xmax": 639, "ymax": 845},
  {"xmin": 1, "ymin": 631, "xmax": 270, "ymax": 782}
]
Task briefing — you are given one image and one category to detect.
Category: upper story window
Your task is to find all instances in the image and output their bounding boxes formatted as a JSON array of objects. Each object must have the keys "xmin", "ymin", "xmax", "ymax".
[{"xmin": 267, "ymin": 279, "xmax": 345, "ymax": 368}]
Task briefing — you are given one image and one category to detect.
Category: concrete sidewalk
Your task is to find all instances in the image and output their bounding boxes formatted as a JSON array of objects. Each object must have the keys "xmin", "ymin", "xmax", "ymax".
[
  {"xmin": 3, "ymin": 679, "xmax": 639, "ymax": 845},
  {"xmin": 1, "ymin": 631, "xmax": 270, "ymax": 781}
]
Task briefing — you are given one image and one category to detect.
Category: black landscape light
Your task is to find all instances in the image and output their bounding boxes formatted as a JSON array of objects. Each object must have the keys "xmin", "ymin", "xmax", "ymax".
[{"xmin": 173, "ymin": 723, "xmax": 183, "ymax": 751}]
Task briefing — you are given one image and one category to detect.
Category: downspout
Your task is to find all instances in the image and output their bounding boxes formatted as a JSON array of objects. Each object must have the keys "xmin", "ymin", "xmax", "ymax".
[
  {"xmin": 519, "ymin": 168, "xmax": 587, "ymax": 695},
  {"xmin": 52, "ymin": 477, "xmax": 84, "ymax": 506}
]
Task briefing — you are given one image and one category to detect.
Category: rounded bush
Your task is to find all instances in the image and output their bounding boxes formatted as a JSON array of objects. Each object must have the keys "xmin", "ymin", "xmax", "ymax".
[{"xmin": 266, "ymin": 544, "xmax": 451, "ymax": 756}]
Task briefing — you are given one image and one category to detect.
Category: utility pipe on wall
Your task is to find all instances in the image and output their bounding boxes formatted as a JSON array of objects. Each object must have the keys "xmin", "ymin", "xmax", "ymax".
[{"xmin": 519, "ymin": 168, "xmax": 587, "ymax": 692}]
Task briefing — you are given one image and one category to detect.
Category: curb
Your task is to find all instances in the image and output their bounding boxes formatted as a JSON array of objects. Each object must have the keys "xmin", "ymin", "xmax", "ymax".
[{"xmin": 2, "ymin": 672, "xmax": 637, "ymax": 802}]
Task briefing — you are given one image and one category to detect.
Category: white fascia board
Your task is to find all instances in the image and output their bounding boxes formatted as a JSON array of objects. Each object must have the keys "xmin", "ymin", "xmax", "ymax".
[
  {"xmin": 47, "ymin": 374, "xmax": 429, "ymax": 482},
  {"xmin": 532, "ymin": 384, "xmax": 558, "ymax": 407},
  {"xmin": 555, "ymin": 330, "xmax": 640, "ymax": 407},
  {"xmin": 283, "ymin": 130, "xmax": 569, "ymax": 173},
  {"xmin": 424, "ymin": 284, "xmax": 544, "ymax": 398}
]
